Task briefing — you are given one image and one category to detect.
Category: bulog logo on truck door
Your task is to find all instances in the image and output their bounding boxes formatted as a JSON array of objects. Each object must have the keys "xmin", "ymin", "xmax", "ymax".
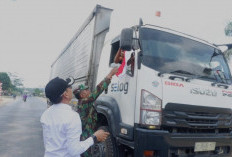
[{"xmin": 111, "ymin": 82, "xmax": 129, "ymax": 94}]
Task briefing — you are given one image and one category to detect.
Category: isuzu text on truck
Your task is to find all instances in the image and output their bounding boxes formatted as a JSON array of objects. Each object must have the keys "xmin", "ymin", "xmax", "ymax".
[{"xmin": 49, "ymin": 5, "xmax": 232, "ymax": 157}]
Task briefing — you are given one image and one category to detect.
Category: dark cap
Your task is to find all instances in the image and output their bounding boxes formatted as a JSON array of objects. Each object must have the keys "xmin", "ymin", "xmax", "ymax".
[{"xmin": 45, "ymin": 77, "xmax": 72, "ymax": 103}]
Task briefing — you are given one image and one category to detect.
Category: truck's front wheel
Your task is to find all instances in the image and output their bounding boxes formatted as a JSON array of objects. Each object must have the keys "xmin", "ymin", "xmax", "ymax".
[{"xmin": 92, "ymin": 126, "xmax": 117, "ymax": 157}]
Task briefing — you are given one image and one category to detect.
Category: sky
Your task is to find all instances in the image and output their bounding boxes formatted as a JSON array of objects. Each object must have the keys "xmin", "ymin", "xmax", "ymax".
[{"xmin": 0, "ymin": 0, "xmax": 231, "ymax": 88}]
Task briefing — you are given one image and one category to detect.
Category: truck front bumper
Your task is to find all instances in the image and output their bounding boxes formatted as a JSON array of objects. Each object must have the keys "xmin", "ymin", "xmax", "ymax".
[{"xmin": 134, "ymin": 127, "xmax": 232, "ymax": 157}]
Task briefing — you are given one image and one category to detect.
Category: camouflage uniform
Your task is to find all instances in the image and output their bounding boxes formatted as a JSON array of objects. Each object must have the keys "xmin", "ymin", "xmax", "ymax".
[{"xmin": 77, "ymin": 78, "xmax": 111, "ymax": 157}]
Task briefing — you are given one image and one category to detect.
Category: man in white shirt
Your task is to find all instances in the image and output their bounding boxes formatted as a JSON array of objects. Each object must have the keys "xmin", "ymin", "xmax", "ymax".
[{"xmin": 40, "ymin": 77, "xmax": 109, "ymax": 157}]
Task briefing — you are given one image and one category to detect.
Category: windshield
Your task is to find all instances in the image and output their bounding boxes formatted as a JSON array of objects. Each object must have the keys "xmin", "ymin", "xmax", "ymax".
[{"xmin": 139, "ymin": 27, "xmax": 232, "ymax": 84}]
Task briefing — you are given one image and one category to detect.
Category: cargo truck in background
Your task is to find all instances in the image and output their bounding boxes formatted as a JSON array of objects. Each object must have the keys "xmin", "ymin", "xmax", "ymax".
[{"xmin": 49, "ymin": 5, "xmax": 232, "ymax": 157}]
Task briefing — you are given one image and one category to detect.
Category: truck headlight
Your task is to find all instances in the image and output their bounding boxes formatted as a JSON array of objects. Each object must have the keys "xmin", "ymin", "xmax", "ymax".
[{"xmin": 140, "ymin": 90, "xmax": 162, "ymax": 126}]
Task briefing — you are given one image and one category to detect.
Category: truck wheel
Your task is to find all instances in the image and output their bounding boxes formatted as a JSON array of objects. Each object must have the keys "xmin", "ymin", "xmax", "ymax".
[{"xmin": 92, "ymin": 126, "xmax": 117, "ymax": 157}]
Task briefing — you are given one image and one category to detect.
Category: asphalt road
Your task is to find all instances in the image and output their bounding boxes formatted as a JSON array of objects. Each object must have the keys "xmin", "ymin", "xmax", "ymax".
[{"xmin": 0, "ymin": 97, "xmax": 47, "ymax": 157}]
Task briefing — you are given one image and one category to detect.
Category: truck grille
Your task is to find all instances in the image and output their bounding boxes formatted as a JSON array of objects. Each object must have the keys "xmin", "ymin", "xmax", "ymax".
[{"xmin": 162, "ymin": 103, "xmax": 232, "ymax": 133}]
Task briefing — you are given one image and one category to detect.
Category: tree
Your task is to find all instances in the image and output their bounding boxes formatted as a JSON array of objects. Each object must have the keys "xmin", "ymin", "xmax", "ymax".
[
  {"xmin": 8, "ymin": 72, "xmax": 24, "ymax": 87},
  {"xmin": 0, "ymin": 72, "xmax": 12, "ymax": 91},
  {"xmin": 7, "ymin": 73, "xmax": 24, "ymax": 95},
  {"xmin": 34, "ymin": 88, "xmax": 43, "ymax": 96},
  {"xmin": 224, "ymin": 49, "xmax": 232, "ymax": 61},
  {"xmin": 223, "ymin": 21, "xmax": 232, "ymax": 62},
  {"xmin": 225, "ymin": 21, "xmax": 232, "ymax": 37}
]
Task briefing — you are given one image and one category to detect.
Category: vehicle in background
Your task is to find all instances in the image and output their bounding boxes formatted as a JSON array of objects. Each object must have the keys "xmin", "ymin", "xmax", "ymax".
[{"xmin": 23, "ymin": 94, "xmax": 27, "ymax": 102}]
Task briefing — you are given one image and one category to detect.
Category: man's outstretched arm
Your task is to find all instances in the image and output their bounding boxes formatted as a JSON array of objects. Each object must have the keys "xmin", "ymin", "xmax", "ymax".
[{"xmin": 81, "ymin": 67, "xmax": 118, "ymax": 104}]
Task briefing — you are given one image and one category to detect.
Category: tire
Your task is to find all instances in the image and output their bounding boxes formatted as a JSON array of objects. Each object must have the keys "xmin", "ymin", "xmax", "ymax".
[{"xmin": 92, "ymin": 126, "xmax": 117, "ymax": 157}]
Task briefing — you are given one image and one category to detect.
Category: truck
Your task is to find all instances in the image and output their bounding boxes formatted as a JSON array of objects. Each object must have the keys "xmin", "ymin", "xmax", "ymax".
[{"xmin": 49, "ymin": 5, "xmax": 232, "ymax": 157}]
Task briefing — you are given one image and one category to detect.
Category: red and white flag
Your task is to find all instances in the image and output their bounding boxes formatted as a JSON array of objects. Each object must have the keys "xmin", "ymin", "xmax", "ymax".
[{"xmin": 116, "ymin": 51, "xmax": 128, "ymax": 78}]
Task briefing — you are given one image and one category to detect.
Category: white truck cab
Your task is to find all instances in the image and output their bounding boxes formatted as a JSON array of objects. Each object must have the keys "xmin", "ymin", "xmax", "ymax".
[
  {"xmin": 49, "ymin": 5, "xmax": 232, "ymax": 157},
  {"xmin": 96, "ymin": 23, "xmax": 232, "ymax": 156}
]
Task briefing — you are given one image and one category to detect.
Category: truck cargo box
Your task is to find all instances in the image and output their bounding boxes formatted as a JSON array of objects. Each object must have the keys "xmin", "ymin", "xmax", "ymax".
[{"xmin": 50, "ymin": 5, "xmax": 112, "ymax": 91}]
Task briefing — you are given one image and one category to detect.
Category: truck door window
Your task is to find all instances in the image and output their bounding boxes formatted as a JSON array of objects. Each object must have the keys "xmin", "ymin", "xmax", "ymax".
[
  {"xmin": 110, "ymin": 41, "xmax": 135, "ymax": 77},
  {"xmin": 109, "ymin": 41, "xmax": 120, "ymax": 65}
]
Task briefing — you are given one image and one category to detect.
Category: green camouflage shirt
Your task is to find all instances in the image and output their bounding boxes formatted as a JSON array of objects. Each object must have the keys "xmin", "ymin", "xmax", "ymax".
[{"xmin": 77, "ymin": 78, "xmax": 110, "ymax": 156}]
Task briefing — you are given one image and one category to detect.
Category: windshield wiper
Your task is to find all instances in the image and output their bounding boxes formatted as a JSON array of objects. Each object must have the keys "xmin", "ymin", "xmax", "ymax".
[
  {"xmin": 158, "ymin": 70, "xmax": 195, "ymax": 81},
  {"xmin": 185, "ymin": 75, "xmax": 207, "ymax": 82},
  {"xmin": 211, "ymin": 82, "xmax": 229, "ymax": 89},
  {"xmin": 158, "ymin": 70, "xmax": 213, "ymax": 82},
  {"xmin": 158, "ymin": 70, "xmax": 195, "ymax": 77}
]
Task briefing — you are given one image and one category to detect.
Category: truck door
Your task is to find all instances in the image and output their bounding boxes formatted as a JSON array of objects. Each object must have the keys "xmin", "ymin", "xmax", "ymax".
[{"xmin": 109, "ymin": 40, "xmax": 137, "ymax": 126}]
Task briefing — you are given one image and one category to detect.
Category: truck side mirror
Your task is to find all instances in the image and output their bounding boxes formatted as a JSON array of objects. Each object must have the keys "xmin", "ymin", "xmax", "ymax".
[{"xmin": 120, "ymin": 28, "xmax": 133, "ymax": 51}]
